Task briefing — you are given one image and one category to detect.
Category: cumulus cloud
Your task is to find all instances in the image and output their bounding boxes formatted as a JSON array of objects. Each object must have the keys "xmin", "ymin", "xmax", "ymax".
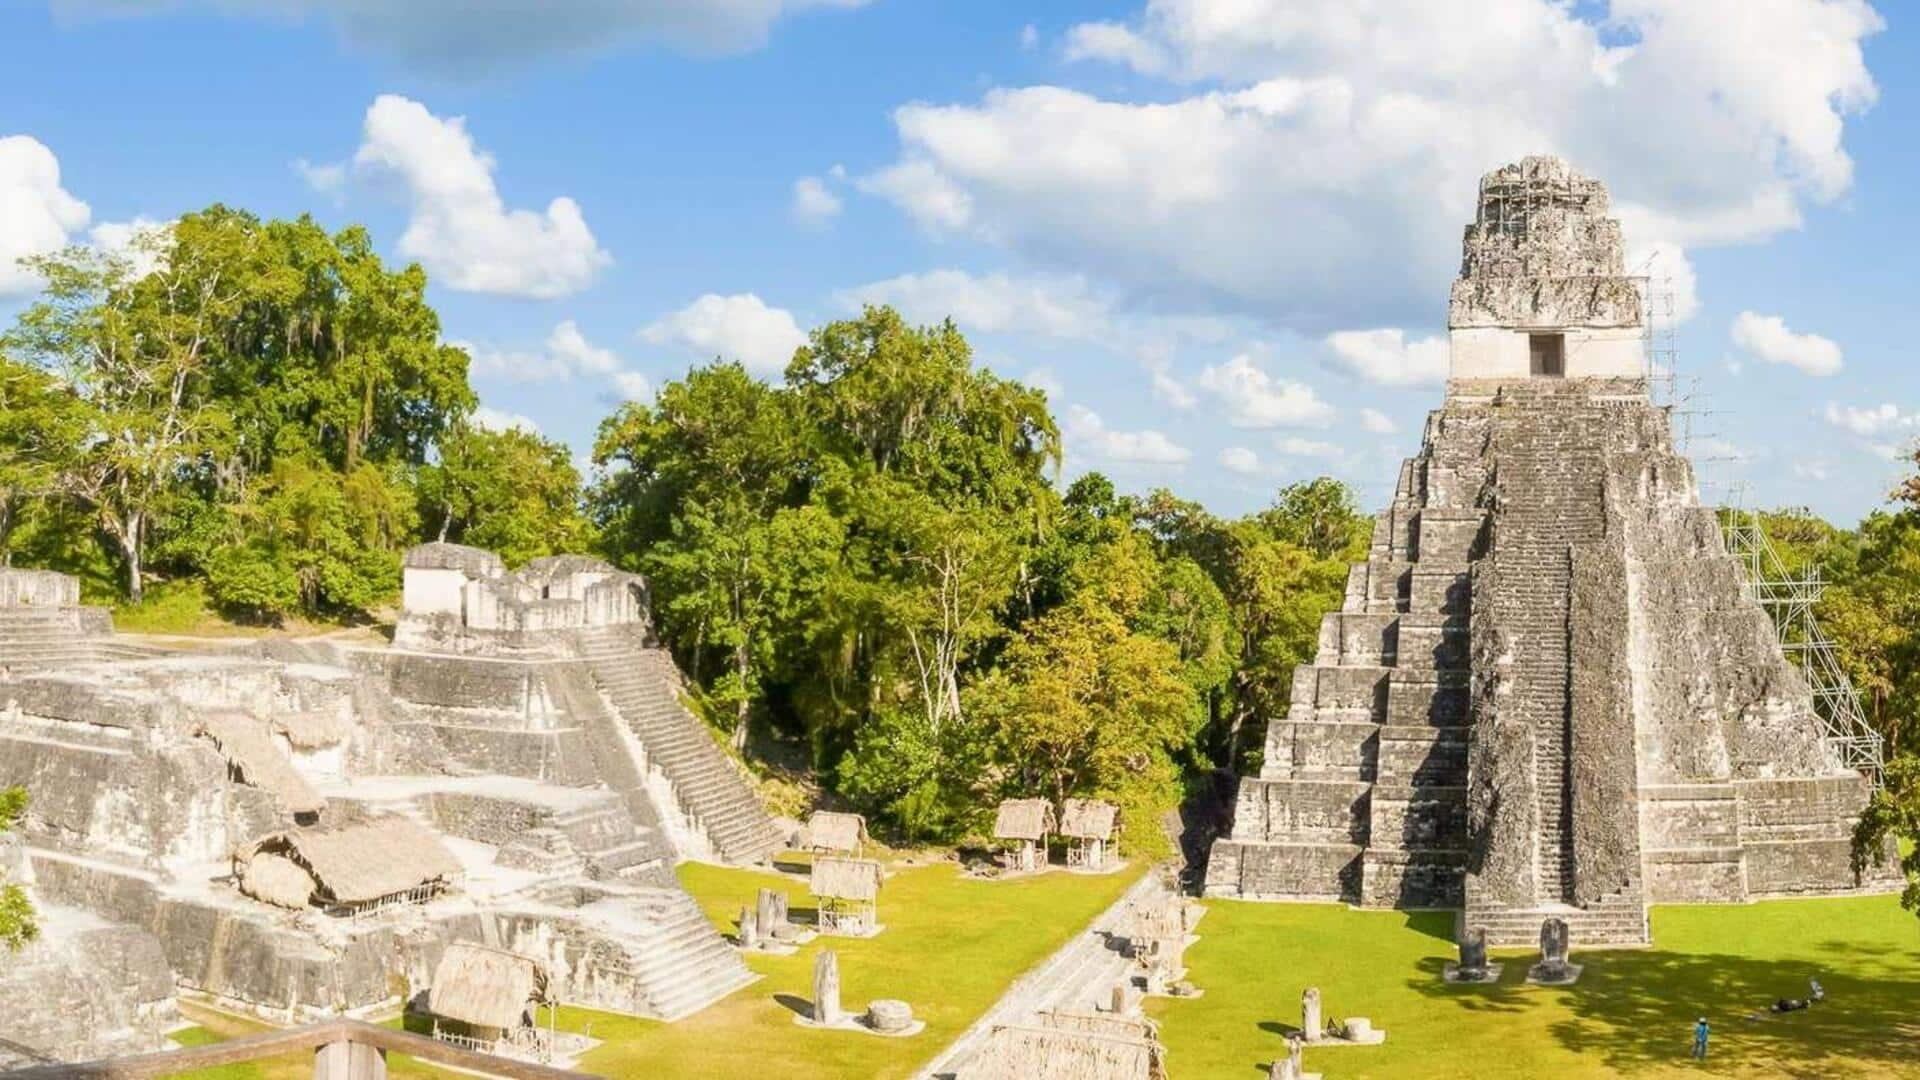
[
  {"xmin": 1063, "ymin": 404, "xmax": 1190, "ymax": 465},
  {"xmin": 1325, "ymin": 328, "xmax": 1449, "ymax": 387},
  {"xmin": 1196, "ymin": 354, "xmax": 1334, "ymax": 429},
  {"xmin": 641, "ymin": 292, "xmax": 807, "ymax": 376},
  {"xmin": 839, "ymin": 269, "xmax": 1110, "ymax": 341},
  {"xmin": 1730, "ymin": 311, "xmax": 1843, "ymax": 376},
  {"xmin": 1822, "ymin": 401, "xmax": 1919, "ymax": 438},
  {"xmin": 1273, "ymin": 434, "xmax": 1341, "ymax": 458},
  {"xmin": 0, "ymin": 135, "xmax": 90, "ymax": 295},
  {"xmin": 791, "ymin": 175, "xmax": 843, "ymax": 227},
  {"xmin": 57, "ymin": 0, "xmax": 870, "ymax": 73},
  {"xmin": 346, "ymin": 95, "xmax": 610, "ymax": 299},
  {"xmin": 88, "ymin": 216, "xmax": 172, "ymax": 279},
  {"xmin": 866, "ymin": 0, "xmax": 1882, "ymax": 333},
  {"xmin": 1218, "ymin": 445, "xmax": 1261, "ymax": 474},
  {"xmin": 1359, "ymin": 407, "xmax": 1397, "ymax": 435},
  {"xmin": 458, "ymin": 320, "xmax": 650, "ymax": 401},
  {"xmin": 471, "ymin": 405, "xmax": 542, "ymax": 434}
]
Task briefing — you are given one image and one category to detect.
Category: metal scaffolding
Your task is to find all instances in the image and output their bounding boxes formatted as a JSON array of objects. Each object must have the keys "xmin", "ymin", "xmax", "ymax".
[{"xmin": 1720, "ymin": 504, "xmax": 1885, "ymax": 784}]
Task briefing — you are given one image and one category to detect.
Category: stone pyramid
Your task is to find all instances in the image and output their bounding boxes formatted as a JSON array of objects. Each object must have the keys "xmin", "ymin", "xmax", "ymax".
[{"xmin": 1204, "ymin": 157, "xmax": 1887, "ymax": 947}]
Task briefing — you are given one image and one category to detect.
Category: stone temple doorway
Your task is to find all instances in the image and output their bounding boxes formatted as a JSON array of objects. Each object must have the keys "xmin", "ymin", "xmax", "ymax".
[{"xmin": 1529, "ymin": 333, "xmax": 1566, "ymax": 376}]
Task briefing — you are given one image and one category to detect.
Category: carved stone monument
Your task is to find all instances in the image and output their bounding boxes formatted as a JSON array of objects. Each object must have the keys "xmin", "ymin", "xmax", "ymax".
[
  {"xmin": 739, "ymin": 907, "xmax": 760, "ymax": 949},
  {"xmin": 1268, "ymin": 1034, "xmax": 1321, "ymax": 1080},
  {"xmin": 813, "ymin": 949, "xmax": 842, "ymax": 1025},
  {"xmin": 1301, "ymin": 987, "xmax": 1322, "ymax": 1040},
  {"xmin": 1443, "ymin": 926, "xmax": 1502, "ymax": 984},
  {"xmin": 866, "ymin": 999, "xmax": 917, "ymax": 1034},
  {"xmin": 1525, "ymin": 916, "xmax": 1583, "ymax": 984},
  {"xmin": 757, "ymin": 887, "xmax": 783, "ymax": 937}
]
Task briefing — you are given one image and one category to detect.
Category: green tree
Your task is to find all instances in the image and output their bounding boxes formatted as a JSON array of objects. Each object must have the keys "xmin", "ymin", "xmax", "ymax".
[
  {"xmin": 0, "ymin": 786, "xmax": 37, "ymax": 952},
  {"xmin": 969, "ymin": 535, "xmax": 1196, "ymax": 857},
  {"xmin": 8, "ymin": 236, "xmax": 240, "ymax": 601},
  {"xmin": 421, "ymin": 422, "xmax": 591, "ymax": 566},
  {"xmin": 0, "ymin": 354, "xmax": 87, "ymax": 562},
  {"xmin": 1854, "ymin": 755, "xmax": 1920, "ymax": 916}
]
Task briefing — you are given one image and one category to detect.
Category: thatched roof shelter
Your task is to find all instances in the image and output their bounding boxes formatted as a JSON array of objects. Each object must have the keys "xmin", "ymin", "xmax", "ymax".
[
  {"xmin": 809, "ymin": 855, "xmax": 883, "ymax": 902},
  {"xmin": 198, "ymin": 710, "xmax": 326, "ymax": 816},
  {"xmin": 429, "ymin": 944, "xmax": 549, "ymax": 1031},
  {"xmin": 239, "ymin": 851, "xmax": 314, "ymax": 909},
  {"xmin": 250, "ymin": 814, "xmax": 461, "ymax": 905},
  {"xmin": 803, "ymin": 811, "xmax": 869, "ymax": 853},
  {"xmin": 993, "ymin": 799, "xmax": 1056, "ymax": 842},
  {"xmin": 1059, "ymin": 799, "xmax": 1117, "ymax": 841},
  {"xmin": 961, "ymin": 1011, "xmax": 1166, "ymax": 1080}
]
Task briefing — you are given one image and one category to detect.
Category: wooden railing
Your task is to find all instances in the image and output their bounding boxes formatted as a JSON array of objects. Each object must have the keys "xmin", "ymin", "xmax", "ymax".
[{"xmin": 2, "ymin": 1019, "xmax": 596, "ymax": 1080}]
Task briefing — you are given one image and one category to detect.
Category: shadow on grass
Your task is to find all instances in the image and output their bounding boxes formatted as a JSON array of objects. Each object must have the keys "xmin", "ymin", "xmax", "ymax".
[
  {"xmin": 1408, "ymin": 944, "xmax": 1920, "ymax": 1074},
  {"xmin": 1401, "ymin": 909, "xmax": 1456, "ymax": 944},
  {"xmin": 772, "ymin": 993, "xmax": 811, "ymax": 1019}
]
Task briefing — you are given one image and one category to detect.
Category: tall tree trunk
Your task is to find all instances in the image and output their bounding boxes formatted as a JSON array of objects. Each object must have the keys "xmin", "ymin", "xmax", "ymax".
[
  {"xmin": 124, "ymin": 512, "xmax": 144, "ymax": 604},
  {"xmin": 731, "ymin": 640, "xmax": 750, "ymax": 753}
]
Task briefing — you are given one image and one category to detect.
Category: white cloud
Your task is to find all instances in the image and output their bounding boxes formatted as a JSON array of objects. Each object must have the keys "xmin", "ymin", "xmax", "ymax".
[
  {"xmin": 1023, "ymin": 366, "xmax": 1064, "ymax": 400},
  {"xmin": 1063, "ymin": 404, "xmax": 1190, "ymax": 465},
  {"xmin": 608, "ymin": 370, "xmax": 655, "ymax": 402},
  {"xmin": 458, "ymin": 319, "xmax": 649, "ymax": 401},
  {"xmin": 1218, "ymin": 446, "xmax": 1260, "ymax": 474},
  {"xmin": 1325, "ymin": 328, "xmax": 1448, "ymax": 387},
  {"xmin": 349, "ymin": 95, "xmax": 610, "ymax": 299},
  {"xmin": 0, "ymin": 135, "xmax": 90, "ymax": 295},
  {"xmin": 858, "ymin": 160, "xmax": 972, "ymax": 233},
  {"xmin": 1273, "ymin": 435, "xmax": 1341, "ymax": 458},
  {"xmin": 1196, "ymin": 354, "xmax": 1334, "ymax": 429},
  {"xmin": 61, "ymin": 1, "xmax": 870, "ymax": 73},
  {"xmin": 1730, "ymin": 311, "xmax": 1843, "ymax": 376},
  {"xmin": 1821, "ymin": 402, "xmax": 1919, "ymax": 438},
  {"xmin": 294, "ymin": 157, "xmax": 346, "ymax": 199},
  {"xmin": 839, "ymin": 269, "xmax": 1109, "ymax": 341},
  {"xmin": 472, "ymin": 405, "xmax": 541, "ymax": 434},
  {"xmin": 1020, "ymin": 24, "xmax": 1040, "ymax": 51},
  {"xmin": 88, "ymin": 216, "xmax": 172, "ymax": 279},
  {"xmin": 791, "ymin": 175, "xmax": 843, "ymax": 227},
  {"xmin": 870, "ymin": 0, "xmax": 1882, "ymax": 333},
  {"xmin": 641, "ymin": 292, "xmax": 807, "ymax": 376},
  {"xmin": 1359, "ymin": 407, "xmax": 1397, "ymax": 435}
]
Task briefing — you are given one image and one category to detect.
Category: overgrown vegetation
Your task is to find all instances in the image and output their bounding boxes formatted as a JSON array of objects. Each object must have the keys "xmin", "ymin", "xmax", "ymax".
[
  {"xmin": 0, "ymin": 210, "xmax": 589, "ymax": 619},
  {"xmin": 0, "ymin": 786, "xmax": 38, "ymax": 951}
]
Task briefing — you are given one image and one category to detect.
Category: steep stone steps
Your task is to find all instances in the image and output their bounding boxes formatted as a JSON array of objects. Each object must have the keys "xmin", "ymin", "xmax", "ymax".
[
  {"xmin": 571, "ymin": 628, "xmax": 780, "ymax": 866},
  {"xmin": 613, "ymin": 886, "xmax": 759, "ymax": 1020}
]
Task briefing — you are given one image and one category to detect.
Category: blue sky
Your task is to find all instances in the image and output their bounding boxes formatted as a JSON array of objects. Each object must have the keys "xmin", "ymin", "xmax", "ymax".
[{"xmin": 3, "ymin": 0, "xmax": 1914, "ymax": 524}]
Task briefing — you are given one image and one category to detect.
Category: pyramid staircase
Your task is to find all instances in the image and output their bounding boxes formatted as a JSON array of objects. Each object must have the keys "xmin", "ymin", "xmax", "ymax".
[{"xmin": 570, "ymin": 627, "xmax": 781, "ymax": 866}]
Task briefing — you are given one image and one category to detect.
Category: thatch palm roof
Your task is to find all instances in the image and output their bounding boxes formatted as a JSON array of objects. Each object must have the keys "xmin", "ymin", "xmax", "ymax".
[
  {"xmin": 239, "ymin": 851, "xmax": 314, "ymax": 909},
  {"xmin": 804, "ymin": 811, "xmax": 869, "ymax": 852},
  {"xmin": 252, "ymin": 815, "xmax": 462, "ymax": 904},
  {"xmin": 810, "ymin": 855, "xmax": 883, "ymax": 902},
  {"xmin": 198, "ymin": 710, "xmax": 326, "ymax": 815},
  {"xmin": 429, "ymin": 944, "xmax": 548, "ymax": 1030},
  {"xmin": 993, "ymin": 799, "xmax": 1056, "ymax": 842},
  {"xmin": 1059, "ymin": 799, "xmax": 1118, "ymax": 841},
  {"xmin": 960, "ymin": 1012, "xmax": 1167, "ymax": 1080}
]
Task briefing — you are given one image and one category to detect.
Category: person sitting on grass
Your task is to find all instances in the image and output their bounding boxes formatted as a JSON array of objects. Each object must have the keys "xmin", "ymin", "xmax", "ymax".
[
  {"xmin": 1692, "ymin": 1017, "xmax": 1710, "ymax": 1060},
  {"xmin": 1809, "ymin": 977, "xmax": 1825, "ymax": 1004}
]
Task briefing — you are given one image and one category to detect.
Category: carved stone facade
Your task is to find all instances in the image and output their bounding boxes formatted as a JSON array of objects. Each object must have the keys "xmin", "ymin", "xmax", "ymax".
[{"xmin": 1205, "ymin": 158, "xmax": 1889, "ymax": 947}]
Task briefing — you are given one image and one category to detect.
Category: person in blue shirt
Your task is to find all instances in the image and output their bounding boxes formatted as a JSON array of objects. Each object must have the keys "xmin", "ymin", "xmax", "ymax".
[{"xmin": 1692, "ymin": 1017, "xmax": 1710, "ymax": 1059}]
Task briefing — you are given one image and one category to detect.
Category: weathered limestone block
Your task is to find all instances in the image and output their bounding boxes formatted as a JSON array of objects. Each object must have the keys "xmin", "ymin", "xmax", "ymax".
[
  {"xmin": 1568, "ymin": 542, "xmax": 1641, "ymax": 905},
  {"xmin": 1464, "ymin": 616, "xmax": 1538, "ymax": 908},
  {"xmin": 867, "ymin": 999, "xmax": 914, "ymax": 1033},
  {"xmin": 813, "ymin": 949, "xmax": 842, "ymax": 1025}
]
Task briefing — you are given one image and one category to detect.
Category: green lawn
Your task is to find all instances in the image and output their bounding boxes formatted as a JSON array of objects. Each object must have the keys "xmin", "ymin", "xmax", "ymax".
[
  {"xmin": 554, "ymin": 859, "xmax": 1142, "ymax": 1079},
  {"xmin": 163, "ymin": 1002, "xmax": 453, "ymax": 1079},
  {"xmin": 1147, "ymin": 894, "xmax": 1920, "ymax": 1078}
]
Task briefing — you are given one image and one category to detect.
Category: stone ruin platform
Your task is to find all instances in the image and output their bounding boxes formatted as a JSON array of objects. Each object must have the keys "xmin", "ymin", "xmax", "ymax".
[{"xmin": 0, "ymin": 549, "xmax": 788, "ymax": 1064}]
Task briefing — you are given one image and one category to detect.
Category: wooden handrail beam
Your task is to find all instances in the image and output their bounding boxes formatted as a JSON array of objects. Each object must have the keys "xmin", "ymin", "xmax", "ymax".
[{"xmin": 2, "ymin": 1019, "xmax": 597, "ymax": 1080}]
